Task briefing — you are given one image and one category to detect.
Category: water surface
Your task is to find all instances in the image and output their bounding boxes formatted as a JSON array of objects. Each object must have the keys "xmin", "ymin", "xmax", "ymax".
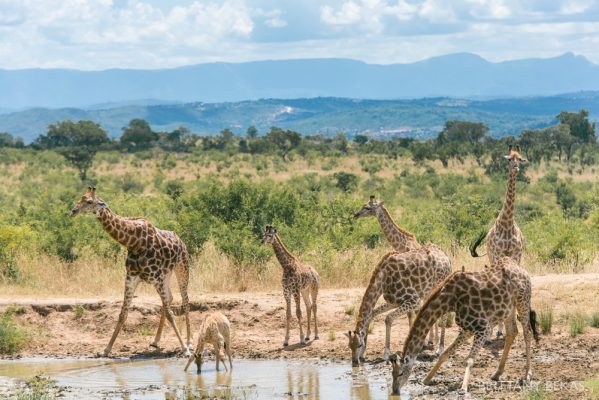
[{"xmin": 0, "ymin": 357, "xmax": 409, "ymax": 399}]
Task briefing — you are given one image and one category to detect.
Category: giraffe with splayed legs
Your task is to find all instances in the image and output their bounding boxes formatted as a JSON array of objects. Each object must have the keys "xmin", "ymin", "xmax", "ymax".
[
  {"xmin": 353, "ymin": 196, "xmax": 445, "ymax": 351},
  {"xmin": 470, "ymin": 145, "xmax": 528, "ymax": 338},
  {"xmin": 70, "ymin": 187, "xmax": 192, "ymax": 356},
  {"xmin": 390, "ymin": 256, "xmax": 539, "ymax": 395},
  {"xmin": 345, "ymin": 245, "xmax": 451, "ymax": 365},
  {"xmin": 262, "ymin": 225, "xmax": 319, "ymax": 346}
]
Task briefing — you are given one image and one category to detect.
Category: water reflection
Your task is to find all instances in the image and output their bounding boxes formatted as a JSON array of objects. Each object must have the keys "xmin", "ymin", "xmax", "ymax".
[{"xmin": 0, "ymin": 358, "xmax": 393, "ymax": 399}]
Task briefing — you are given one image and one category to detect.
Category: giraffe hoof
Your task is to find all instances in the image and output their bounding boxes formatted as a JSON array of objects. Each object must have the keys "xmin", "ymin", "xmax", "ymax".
[
  {"xmin": 149, "ymin": 343, "xmax": 159, "ymax": 349},
  {"xmin": 491, "ymin": 373, "xmax": 500, "ymax": 381},
  {"xmin": 314, "ymin": 335, "xmax": 319, "ymax": 340},
  {"xmin": 305, "ymin": 336, "xmax": 310, "ymax": 342},
  {"xmin": 283, "ymin": 342, "xmax": 289, "ymax": 347}
]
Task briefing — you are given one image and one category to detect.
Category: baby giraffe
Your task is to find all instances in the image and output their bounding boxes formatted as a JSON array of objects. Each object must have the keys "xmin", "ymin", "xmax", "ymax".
[
  {"xmin": 390, "ymin": 256, "xmax": 539, "ymax": 394},
  {"xmin": 262, "ymin": 225, "xmax": 319, "ymax": 346},
  {"xmin": 184, "ymin": 311, "xmax": 233, "ymax": 374}
]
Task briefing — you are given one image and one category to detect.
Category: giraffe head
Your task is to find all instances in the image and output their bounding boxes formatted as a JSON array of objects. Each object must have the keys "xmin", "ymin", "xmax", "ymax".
[
  {"xmin": 344, "ymin": 330, "xmax": 366, "ymax": 366},
  {"xmin": 504, "ymin": 145, "xmax": 528, "ymax": 172},
  {"xmin": 353, "ymin": 195, "xmax": 383, "ymax": 219},
  {"xmin": 261, "ymin": 225, "xmax": 277, "ymax": 244},
  {"xmin": 69, "ymin": 186, "xmax": 107, "ymax": 217},
  {"xmin": 184, "ymin": 351, "xmax": 205, "ymax": 374},
  {"xmin": 389, "ymin": 353, "xmax": 415, "ymax": 395}
]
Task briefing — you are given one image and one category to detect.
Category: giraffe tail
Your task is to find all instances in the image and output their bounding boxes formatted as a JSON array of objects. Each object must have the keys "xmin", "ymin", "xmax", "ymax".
[
  {"xmin": 469, "ymin": 230, "xmax": 487, "ymax": 258},
  {"xmin": 529, "ymin": 310, "xmax": 540, "ymax": 343}
]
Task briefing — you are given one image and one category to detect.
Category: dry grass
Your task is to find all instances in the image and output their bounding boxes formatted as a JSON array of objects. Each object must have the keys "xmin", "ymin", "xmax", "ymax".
[{"xmin": 2, "ymin": 240, "xmax": 599, "ymax": 299}]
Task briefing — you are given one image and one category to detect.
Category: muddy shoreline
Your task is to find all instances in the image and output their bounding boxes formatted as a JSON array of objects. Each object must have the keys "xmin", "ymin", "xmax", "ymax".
[{"xmin": 2, "ymin": 278, "xmax": 599, "ymax": 398}]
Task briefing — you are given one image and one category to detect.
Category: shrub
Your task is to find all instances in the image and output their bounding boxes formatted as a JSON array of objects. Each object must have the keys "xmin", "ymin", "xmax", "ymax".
[{"xmin": 0, "ymin": 308, "xmax": 30, "ymax": 354}]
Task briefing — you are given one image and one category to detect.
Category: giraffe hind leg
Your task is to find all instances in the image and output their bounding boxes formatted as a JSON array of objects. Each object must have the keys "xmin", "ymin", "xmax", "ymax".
[
  {"xmin": 311, "ymin": 284, "xmax": 319, "ymax": 340},
  {"xmin": 301, "ymin": 288, "xmax": 312, "ymax": 341},
  {"xmin": 175, "ymin": 260, "xmax": 192, "ymax": 348},
  {"xmin": 151, "ymin": 285, "xmax": 172, "ymax": 348},
  {"xmin": 155, "ymin": 280, "xmax": 190, "ymax": 356}
]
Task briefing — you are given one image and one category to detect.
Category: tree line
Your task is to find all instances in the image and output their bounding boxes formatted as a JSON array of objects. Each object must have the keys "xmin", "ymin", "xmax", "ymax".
[{"xmin": 0, "ymin": 110, "xmax": 595, "ymax": 181}]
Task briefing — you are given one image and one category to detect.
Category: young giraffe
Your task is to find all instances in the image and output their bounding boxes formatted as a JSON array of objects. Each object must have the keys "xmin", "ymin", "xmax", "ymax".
[
  {"xmin": 70, "ymin": 187, "xmax": 192, "ymax": 356},
  {"xmin": 471, "ymin": 145, "xmax": 528, "ymax": 338},
  {"xmin": 345, "ymin": 245, "xmax": 451, "ymax": 365},
  {"xmin": 262, "ymin": 225, "xmax": 319, "ymax": 346},
  {"xmin": 390, "ymin": 256, "xmax": 539, "ymax": 394},
  {"xmin": 353, "ymin": 195, "xmax": 420, "ymax": 253}
]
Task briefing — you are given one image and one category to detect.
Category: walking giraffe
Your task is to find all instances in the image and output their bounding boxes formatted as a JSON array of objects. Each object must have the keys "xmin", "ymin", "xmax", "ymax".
[
  {"xmin": 390, "ymin": 256, "xmax": 539, "ymax": 394},
  {"xmin": 262, "ymin": 225, "xmax": 319, "ymax": 346},
  {"xmin": 70, "ymin": 187, "xmax": 192, "ymax": 356},
  {"xmin": 345, "ymin": 245, "xmax": 451, "ymax": 365},
  {"xmin": 354, "ymin": 195, "xmax": 420, "ymax": 253}
]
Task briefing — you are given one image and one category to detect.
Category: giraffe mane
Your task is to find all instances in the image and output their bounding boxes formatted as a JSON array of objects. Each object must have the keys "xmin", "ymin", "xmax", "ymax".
[
  {"xmin": 355, "ymin": 252, "xmax": 396, "ymax": 330},
  {"xmin": 401, "ymin": 270, "xmax": 461, "ymax": 357},
  {"xmin": 379, "ymin": 207, "xmax": 415, "ymax": 238},
  {"xmin": 274, "ymin": 234, "xmax": 298, "ymax": 261}
]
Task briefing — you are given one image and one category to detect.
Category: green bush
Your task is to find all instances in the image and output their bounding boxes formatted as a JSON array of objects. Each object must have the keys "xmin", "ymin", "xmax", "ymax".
[{"xmin": 0, "ymin": 307, "xmax": 30, "ymax": 354}]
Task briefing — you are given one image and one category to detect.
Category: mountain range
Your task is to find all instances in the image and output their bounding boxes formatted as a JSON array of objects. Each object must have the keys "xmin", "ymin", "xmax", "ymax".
[
  {"xmin": 2, "ymin": 93, "xmax": 599, "ymax": 143},
  {"xmin": 2, "ymin": 52, "xmax": 599, "ymax": 110}
]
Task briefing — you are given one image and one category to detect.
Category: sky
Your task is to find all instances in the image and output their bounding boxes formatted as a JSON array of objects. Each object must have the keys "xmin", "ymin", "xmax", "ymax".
[{"xmin": 1, "ymin": 0, "xmax": 599, "ymax": 70}]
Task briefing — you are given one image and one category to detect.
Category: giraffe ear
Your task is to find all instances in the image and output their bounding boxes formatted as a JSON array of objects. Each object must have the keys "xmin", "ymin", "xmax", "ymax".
[
  {"xmin": 508, "ymin": 144, "xmax": 512, "ymax": 152},
  {"xmin": 515, "ymin": 145, "xmax": 521, "ymax": 152}
]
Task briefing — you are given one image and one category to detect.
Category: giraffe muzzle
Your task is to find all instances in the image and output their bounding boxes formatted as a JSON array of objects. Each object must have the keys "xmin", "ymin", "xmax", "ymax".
[{"xmin": 69, "ymin": 208, "xmax": 79, "ymax": 217}]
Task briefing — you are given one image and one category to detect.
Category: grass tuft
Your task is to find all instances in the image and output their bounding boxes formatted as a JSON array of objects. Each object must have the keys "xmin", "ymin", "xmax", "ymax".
[
  {"xmin": 569, "ymin": 312, "xmax": 587, "ymax": 338},
  {"xmin": 0, "ymin": 307, "xmax": 30, "ymax": 354},
  {"xmin": 539, "ymin": 305, "xmax": 553, "ymax": 335},
  {"xmin": 589, "ymin": 312, "xmax": 599, "ymax": 328}
]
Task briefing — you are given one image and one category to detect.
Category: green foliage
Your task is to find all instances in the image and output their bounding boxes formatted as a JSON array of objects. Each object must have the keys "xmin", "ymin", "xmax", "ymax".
[
  {"xmin": 14, "ymin": 375, "xmax": 57, "ymax": 400},
  {"xmin": 333, "ymin": 172, "xmax": 359, "ymax": 192},
  {"xmin": 557, "ymin": 109, "xmax": 596, "ymax": 144},
  {"xmin": 0, "ymin": 307, "xmax": 30, "ymax": 354},
  {"xmin": 34, "ymin": 120, "xmax": 109, "ymax": 181},
  {"xmin": 555, "ymin": 181, "xmax": 576, "ymax": 214},
  {"xmin": 0, "ymin": 224, "xmax": 35, "ymax": 282},
  {"xmin": 121, "ymin": 119, "xmax": 158, "ymax": 151}
]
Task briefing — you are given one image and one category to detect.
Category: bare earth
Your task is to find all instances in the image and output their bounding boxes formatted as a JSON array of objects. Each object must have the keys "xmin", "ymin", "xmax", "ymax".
[{"xmin": 2, "ymin": 274, "xmax": 599, "ymax": 399}]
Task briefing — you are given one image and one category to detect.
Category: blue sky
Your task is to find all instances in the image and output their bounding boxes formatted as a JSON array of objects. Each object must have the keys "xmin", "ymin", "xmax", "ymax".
[{"xmin": 1, "ymin": 0, "xmax": 598, "ymax": 69}]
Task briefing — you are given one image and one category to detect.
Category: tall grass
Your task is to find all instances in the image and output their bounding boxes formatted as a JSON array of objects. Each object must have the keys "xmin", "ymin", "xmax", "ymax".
[{"xmin": 0, "ymin": 306, "xmax": 30, "ymax": 354}]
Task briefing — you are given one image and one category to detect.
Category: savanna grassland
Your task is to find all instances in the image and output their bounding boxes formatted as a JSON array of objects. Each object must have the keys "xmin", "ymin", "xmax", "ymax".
[{"xmin": 2, "ymin": 117, "xmax": 599, "ymax": 399}]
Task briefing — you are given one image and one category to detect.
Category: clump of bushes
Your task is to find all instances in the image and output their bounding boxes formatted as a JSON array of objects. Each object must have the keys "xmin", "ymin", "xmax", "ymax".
[{"xmin": 0, "ymin": 307, "xmax": 30, "ymax": 354}]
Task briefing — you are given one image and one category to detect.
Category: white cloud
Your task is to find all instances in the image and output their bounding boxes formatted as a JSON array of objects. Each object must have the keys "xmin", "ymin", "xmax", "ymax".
[{"xmin": 0, "ymin": 0, "xmax": 597, "ymax": 69}]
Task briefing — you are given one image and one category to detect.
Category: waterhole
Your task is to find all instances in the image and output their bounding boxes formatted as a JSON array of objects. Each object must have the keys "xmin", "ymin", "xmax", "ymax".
[{"xmin": 0, "ymin": 357, "xmax": 410, "ymax": 399}]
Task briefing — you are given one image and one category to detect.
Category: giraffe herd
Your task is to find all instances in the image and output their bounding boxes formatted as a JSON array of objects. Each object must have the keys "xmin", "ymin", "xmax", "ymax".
[{"xmin": 69, "ymin": 145, "xmax": 537, "ymax": 395}]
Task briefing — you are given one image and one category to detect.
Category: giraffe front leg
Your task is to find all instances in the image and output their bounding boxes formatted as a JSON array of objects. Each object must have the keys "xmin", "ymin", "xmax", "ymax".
[
  {"xmin": 436, "ymin": 314, "xmax": 447, "ymax": 357},
  {"xmin": 424, "ymin": 330, "xmax": 471, "ymax": 385},
  {"xmin": 156, "ymin": 282, "xmax": 190, "ymax": 356},
  {"xmin": 283, "ymin": 293, "xmax": 291, "ymax": 347},
  {"xmin": 516, "ymin": 303, "xmax": 534, "ymax": 384},
  {"xmin": 104, "ymin": 274, "xmax": 140, "ymax": 356},
  {"xmin": 383, "ymin": 303, "xmax": 417, "ymax": 360},
  {"xmin": 294, "ymin": 292, "xmax": 305, "ymax": 345},
  {"xmin": 462, "ymin": 331, "xmax": 486, "ymax": 393}
]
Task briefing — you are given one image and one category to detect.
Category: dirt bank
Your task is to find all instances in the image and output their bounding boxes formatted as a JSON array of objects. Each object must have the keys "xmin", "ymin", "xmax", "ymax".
[{"xmin": 2, "ymin": 274, "xmax": 599, "ymax": 398}]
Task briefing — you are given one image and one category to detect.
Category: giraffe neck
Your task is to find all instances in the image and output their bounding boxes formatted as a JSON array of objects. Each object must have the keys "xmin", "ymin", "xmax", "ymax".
[
  {"xmin": 96, "ymin": 208, "xmax": 144, "ymax": 250},
  {"xmin": 497, "ymin": 167, "xmax": 518, "ymax": 227},
  {"xmin": 402, "ymin": 284, "xmax": 453, "ymax": 358},
  {"xmin": 354, "ymin": 255, "xmax": 388, "ymax": 333},
  {"xmin": 375, "ymin": 206, "xmax": 419, "ymax": 253},
  {"xmin": 271, "ymin": 235, "xmax": 297, "ymax": 272}
]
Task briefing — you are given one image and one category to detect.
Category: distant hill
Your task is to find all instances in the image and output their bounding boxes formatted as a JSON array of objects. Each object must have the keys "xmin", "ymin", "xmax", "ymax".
[
  {"xmin": 2, "ymin": 53, "xmax": 599, "ymax": 109},
  {"xmin": 3, "ymin": 93, "xmax": 599, "ymax": 143}
]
